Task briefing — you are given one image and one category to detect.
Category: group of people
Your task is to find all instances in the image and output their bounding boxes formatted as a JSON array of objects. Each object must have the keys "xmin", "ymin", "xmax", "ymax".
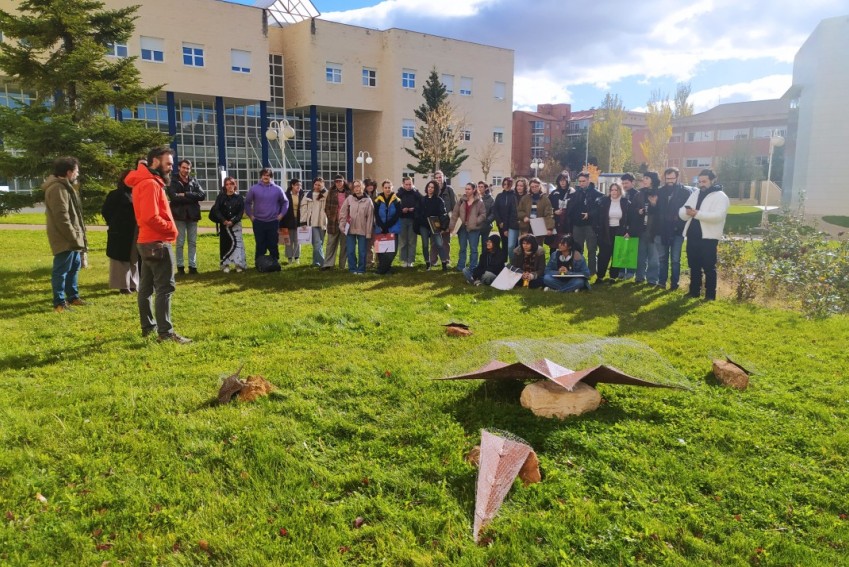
[{"xmin": 44, "ymin": 146, "xmax": 731, "ymax": 344}]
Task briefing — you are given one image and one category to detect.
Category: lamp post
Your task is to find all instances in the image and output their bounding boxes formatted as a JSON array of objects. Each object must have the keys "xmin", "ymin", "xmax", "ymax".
[
  {"xmin": 530, "ymin": 157, "xmax": 544, "ymax": 179},
  {"xmin": 761, "ymin": 132, "xmax": 785, "ymax": 227},
  {"xmin": 265, "ymin": 119, "xmax": 296, "ymax": 184},
  {"xmin": 355, "ymin": 150, "xmax": 373, "ymax": 180}
]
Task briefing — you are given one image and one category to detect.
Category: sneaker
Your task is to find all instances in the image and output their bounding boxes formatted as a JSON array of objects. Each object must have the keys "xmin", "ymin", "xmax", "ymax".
[
  {"xmin": 426, "ymin": 262, "xmax": 432, "ymax": 271},
  {"xmin": 222, "ymin": 267, "xmax": 231, "ymax": 273},
  {"xmin": 68, "ymin": 298, "xmax": 86, "ymax": 306},
  {"xmin": 543, "ymin": 287, "xmax": 551, "ymax": 292},
  {"xmin": 142, "ymin": 327, "xmax": 156, "ymax": 338},
  {"xmin": 54, "ymin": 302, "xmax": 72, "ymax": 313},
  {"xmin": 236, "ymin": 267, "xmax": 244, "ymax": 273},
  {"xmin": 442, "ymin": 262, "xmax": 449, "ymax": 272},
  {"xmin": 119, "ymin": 288, "xmax": 132, "ymax": 295},
  {"xmin": 189, "ymin": 267, "xmax": 198, "ymax": 274},
  {"xmin": 669, "ymin": 285, "xmax": 679, "ymax": 291},
  {"xmin": 157, "ymin": 332, "xmax": 192, "ymax": 344},
  {"xmin": 177, "ymin": 266, "xmax": 185, "ymax": 275},
  {"xmin": 473, "ymin": 280, "xmax": 482, "ymax": 286}
]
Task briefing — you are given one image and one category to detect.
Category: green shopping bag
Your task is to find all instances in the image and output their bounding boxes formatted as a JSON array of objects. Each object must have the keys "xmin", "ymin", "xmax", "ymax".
[{"xmin": 612, "ymin": 236, "xmax": 638, "ymax": 269}]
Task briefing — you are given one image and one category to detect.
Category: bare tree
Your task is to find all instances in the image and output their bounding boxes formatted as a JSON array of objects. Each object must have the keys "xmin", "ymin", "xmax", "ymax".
[
  {"xmin": 475, "ymin": 140, "xmax": 501, "ymax": 182},
  {"xmin": 673, "ymin": 82, "xmax": 694, "ymax": 119}
]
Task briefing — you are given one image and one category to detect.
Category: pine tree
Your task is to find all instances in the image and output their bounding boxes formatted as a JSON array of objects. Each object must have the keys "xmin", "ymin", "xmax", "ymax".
[
  {"xmin": 405, "ymin": 69, "xmax": 467, "ymax": 179},
  {"xmin": 0, "ymin": 0, "xmax": 168, "ymax": 217}
]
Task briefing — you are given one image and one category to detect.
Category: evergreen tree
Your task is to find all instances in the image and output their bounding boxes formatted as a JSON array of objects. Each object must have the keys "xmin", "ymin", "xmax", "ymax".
[
  {"xmin": 405, "ymin": 69, "xmax": 467, "ymax": 179},
  {"xmin": 0, "ymin": 0, "xmax": 168, "ymax": 217}
]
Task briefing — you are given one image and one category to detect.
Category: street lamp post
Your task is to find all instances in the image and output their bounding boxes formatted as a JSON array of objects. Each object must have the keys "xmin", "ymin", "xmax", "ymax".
[
  {"xmin": 265, "ymin": 119, "xmax": 296, "ymax": 184},
  {"xmin": 355, "ymin": 151, "xmax": 373, "ymax": 180},
  {"xmin": 530, "ymin": 157, "xmax": 544, "ymax": 179},
  {"xmin": 761, "ymin": 132, "xmax": 785, "ymax": 227}
]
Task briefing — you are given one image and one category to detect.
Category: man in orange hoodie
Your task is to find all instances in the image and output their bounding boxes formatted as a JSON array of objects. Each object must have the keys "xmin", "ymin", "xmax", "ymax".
[{"xmin": 125, "ymin": 146, "xmax": 192, "ymax": 344}]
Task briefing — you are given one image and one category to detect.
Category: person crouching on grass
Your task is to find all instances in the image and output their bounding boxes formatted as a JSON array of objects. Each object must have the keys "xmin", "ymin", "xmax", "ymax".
[
  {"xmin": 465, "ymin": 234, "xmax": 506, "ymax": 286},
  {"xmin": 512, "ymin": 234, "xmax": 546, "ymax": 288}
]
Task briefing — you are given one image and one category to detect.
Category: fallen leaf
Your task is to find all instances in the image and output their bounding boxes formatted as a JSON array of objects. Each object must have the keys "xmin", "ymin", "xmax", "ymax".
[
  {"xmin": 353, "ymin": 517, "xmax": 365, "ymax": 529},
  {"xmin": 198, "ymin": 540, "xmax": 209, "ymax": 551},
  {"xmin": 361, "ymin": 477, "xmax": 370, "ymax": 486},
  {"xmin": 5, "ymin": 511, "xmax": 15, "ymax": 521},
  {"xmin": 91, "ymin": 528, "xmax": 103, "ymax": 538},
  {"xmin": 339, "ymin": 545, "xmax": 350, "ymax": 554},
  {"xmin": 279, "ymin": 528, "xmax": 289, "ymax": 537},
  {"xmin": 383, "ymin": 370, "xmax": 391, "ymax": 377},
  {"xmin": 839, "ymin": 513, "xmax": 847, "ymax": 520},
  {"xmin": 35, "ymin": 493, "xmax": 48, "ymax": 504},
  {"xmin": 172, "ymin": 542, "xmax": 181, "ymax": 553},
  {"xmin": 95, "ymin": 543, "xmax": 113, "ymax": 551},
  {"xmin": 734, "ymin": 514, "xmax": 742, "ymax": 521},
  {"xmin": 240, "ymin": 471, "xmax": 249, "ymax": 480}
]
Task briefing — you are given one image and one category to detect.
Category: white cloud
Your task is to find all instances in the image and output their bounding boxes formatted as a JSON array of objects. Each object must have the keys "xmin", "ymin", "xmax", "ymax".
[
  {"xmin": 689, "ymin": 74, "xmax": 793, "ymax": 112},
  {"xmin": 318, "ymin": 0, "xmax": 844, "ymax": 109}
]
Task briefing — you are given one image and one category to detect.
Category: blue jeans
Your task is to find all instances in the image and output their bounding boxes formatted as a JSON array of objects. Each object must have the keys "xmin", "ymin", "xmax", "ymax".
[
  {"xmin": 398, "ymin": 218, "xmax": 417, "ymax": 265},
  {"xmin": 175, "ymin": 220, "xmax": 198, "ymax": 268},
  {"xmin": 346, "ymin": 234, "xmax": 367, "ymax": 273},
  {"xmin": 456, "ymin": 227, "xmax": 480, "ymax": 271},
  {"xmin": 542, "ymin": 273, "xmax": 588, "ymax": 292},
  {"xmin": 253, "ymin": 219, "xmax": 279, "ymax": 262},
  {"xmin": 501, "ymin": 228, "xmax": 520, "ymax": 264},
  {"xmin": 419, "ymin": 227, "xmax": 447, "ymax": 264},
  {"xmin": 52, "ymin": 250, "xmax": 81, "ymax": 306},
  {"xmin": 655, "ymin": 234, "xmax": 684, "ymax": 288},
  {"xmin": 311, "ymin": 227, "xmax": 325, "ymax": 266},
  {"xmin": 636, "ymin": 234, "xmax": 659, "ymax": 284}
]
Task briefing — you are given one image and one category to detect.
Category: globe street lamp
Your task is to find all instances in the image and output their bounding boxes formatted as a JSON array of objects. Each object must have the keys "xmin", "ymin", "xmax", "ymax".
[
  {"xmin": 265, "ymin": 119, "xmax": 295, "ymax": 184},
  {"xmin": 761, "ymin": 132, "xmax": 785, "ymax": 227},
  {"xmin": 530, "ymin": 157, "xmax": 544, "ymax": 179},
  {"xmin": 356, "ymin": 151, "xmax": 373, "ymax": 180}
]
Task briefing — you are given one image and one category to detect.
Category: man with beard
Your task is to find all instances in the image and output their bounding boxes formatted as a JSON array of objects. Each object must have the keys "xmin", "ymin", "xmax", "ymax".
[
  {"xmin": 167, "ymin": 159, "xmax": 205, "ymax": 275},
  {"xmin": 652, "ymin": 167, "xmax": 693, "ymax": 290},
  {"xmin": 680, "ymin": 169, "xmax": 729, "ymax": 300},
  {"xmin": 44, "ymin": 156, "xmax": 87, "ymax": 312},
  {"xmin": 125, "ymin": 146, "xmax": 191, "ymax": 344},
  {"xmin": 569, "ymin": 172, "xmax": 602, "ymax": 277}
]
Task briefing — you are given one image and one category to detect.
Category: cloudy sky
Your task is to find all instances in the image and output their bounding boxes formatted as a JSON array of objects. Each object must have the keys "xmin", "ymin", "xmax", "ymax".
[{"xmin": 245, "ymin": 0, "xmax": 846, "ymax": 113}]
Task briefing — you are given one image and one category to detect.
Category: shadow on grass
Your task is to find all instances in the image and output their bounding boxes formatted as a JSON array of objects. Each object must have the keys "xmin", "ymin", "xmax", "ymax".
[{"xmin": 0, "ymin": 335, "xmax": 136, "ymax": 372}]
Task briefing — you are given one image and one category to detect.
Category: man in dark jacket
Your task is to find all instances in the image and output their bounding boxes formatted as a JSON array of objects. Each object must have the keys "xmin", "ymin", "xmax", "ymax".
[
  {"xmin": 652, "ymin": 167, "xmax": 693, "ymax": 290},
  {"xmin": 570, "ymin": 172, "xmax": 602, "ymax": 276},
  {"xmin": 429, "ymin": 170, "xmax": 456, "ymax": 266},
  {"xmin": 44, "ymin": 156, "xmax": 87, "ymax": 312},
  {"xmin": 167, "ymin": 159, "xmax": 205, "ymax": 274},
  {"xmin": 618, "ymin": 173, "xmax": 643, "ymax": 279},
  {"xmin": 549, "ymin": 172, "xmax": 574, "ymax": 253},
  {"xmin": 493, "ymin": 177, "xmax": 519, "ymax": 260},
  {"xmin": 397, "ymin": 176, "xmax": 421, "ymax": 267}
]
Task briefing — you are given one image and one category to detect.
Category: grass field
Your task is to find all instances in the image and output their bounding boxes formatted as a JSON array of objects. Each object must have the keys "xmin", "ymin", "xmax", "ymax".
[{"xmin": 1, "ymin": 229, "xmax": 848, "ymax": 565}]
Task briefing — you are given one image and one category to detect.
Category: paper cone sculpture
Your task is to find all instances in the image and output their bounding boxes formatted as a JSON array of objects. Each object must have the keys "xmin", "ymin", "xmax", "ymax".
[
  {"xmin": 439, "ymin": 358, "xmax": 680, "ymax": 391},
  {"xmin": 473, "ymin": 430, "xmax": 537, "ymax": 542}
]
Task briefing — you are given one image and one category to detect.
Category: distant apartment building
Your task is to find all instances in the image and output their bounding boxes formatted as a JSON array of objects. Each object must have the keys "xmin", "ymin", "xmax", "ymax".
[
  {"xmin": 782, "ymin": 15, "xmax": 849, "ymax": 215},
  {"xmin": 0, "ymin": 0, "xmax": 514, "ymax": 193},
  {"xmin": 565, "ymin": 109, "xmax": 648, "ymax": 171},
  {"xmin": 667, "ymin": 100, "xmax": 788, "ymax": 187},
  {"xmin": 511, "ymin": 104, "xmax": 571, "ymax": 177}
]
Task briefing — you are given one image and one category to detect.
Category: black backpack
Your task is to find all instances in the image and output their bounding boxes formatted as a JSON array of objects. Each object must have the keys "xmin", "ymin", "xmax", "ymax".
[{"xmin": 255, "ymin": 255, "xmax": 281, "ymax": 273}]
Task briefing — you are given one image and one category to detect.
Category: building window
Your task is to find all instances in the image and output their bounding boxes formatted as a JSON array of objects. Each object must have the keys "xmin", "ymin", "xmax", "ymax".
[
  {"xmin": 533, "ymin": 120, "xmax": 544, "ymax": 131},
  {"xmin": 402, "ymin": 119, "xmax": 415, "ymax": 139},
  {"xmin": 362, "ymin": 67, "xmax": 376, "ymax": 87},
  {"xmin": 685, "ymin": 158, "xmax": 712, "ymax": 168},
  {"xmin": 753, "ymin": 127, "xmax": 787, "ymax": 138},
  {"xmin": 461, "ymin": 130, "xmax": 471, "ymax": 142},
  {"xmin": 140, "ymin": 36, "xmax": 164, "ymax": 62},
  {"xmin": 670, "ymin": 134, "xmax": 682, "ymax": 143},
  {"xmin": 182, "ymin": 43, "xmax": 204, "ymax": 67},
  {"xmin": 402, "ymin": 69, "xmax": 416, "ymax": 89},
  {"xmin": 492, "ymin": 176, "xmax": 504, "ymax": 187},
  {"xmin": 685, "ymin": 131, "xmax": 713, "ymax": 142},
  {"xmin": 231, "ymin": 49, "xmax": 251, "ymax": 73},
  {"xmin": 492, "ymin": 128, "xmax": 504, "ymax": 144},
  {"xmin": 106, "ymin": 42, "xmax": 128, "ymax": 58},
  {"xmin": 494, "ymin": 81, "xmax": 506, "ymax": 100},
  {"xmin": 718, "ymin": 128, "xmax": 750, "ymax": 141},
  {"xmin": 460, "ymin": 76, "xmax": 472, "ymax": 96},
  {"xmin": 441, "ymin": 74, "xmax": 454, "ymax": 94},
  {"xmin": 326, "ymin": 62, "xmax": 342, "ymax": 84}
]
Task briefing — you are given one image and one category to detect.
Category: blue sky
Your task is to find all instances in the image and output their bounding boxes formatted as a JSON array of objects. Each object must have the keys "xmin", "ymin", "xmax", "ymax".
[{"xmin": 235, "ymin": 0, "xmax": 846, "ymax": 113}]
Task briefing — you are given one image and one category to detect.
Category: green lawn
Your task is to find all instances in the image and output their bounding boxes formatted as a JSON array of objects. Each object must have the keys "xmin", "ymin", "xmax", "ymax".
[
  {"xmin": 1, "ymin": 229, "xmax": 848, "ymax": 565},
  {"xmin": 822, "ymin": 216, "xmax": 849, "ymax": 228}
]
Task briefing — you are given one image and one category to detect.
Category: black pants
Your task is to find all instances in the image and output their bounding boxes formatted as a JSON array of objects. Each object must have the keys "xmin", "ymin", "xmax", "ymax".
[
  {"xmin": 687, "ymin": 238, "xmax": 718, "ymax": 299},
  {"xmin": 597, "ymin": 225, "xmax": 626, "ymax": 279},
  {"xmin": 253, "ymin": 219, "xmax": 280, "ymax": 261}
]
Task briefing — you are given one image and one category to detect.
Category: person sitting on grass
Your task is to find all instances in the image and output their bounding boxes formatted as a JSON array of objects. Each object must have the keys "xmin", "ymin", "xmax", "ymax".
[
  {"xmin": 543, "ymin": 235, "xmax": 591, "ymax": 292},
  {"xmin": 512, "ymin": 234, "xmax": 546, "ymax": 288},
  {"xmin": 465, "ymin": 234, "xmax": 506, "ymax": 286}
]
